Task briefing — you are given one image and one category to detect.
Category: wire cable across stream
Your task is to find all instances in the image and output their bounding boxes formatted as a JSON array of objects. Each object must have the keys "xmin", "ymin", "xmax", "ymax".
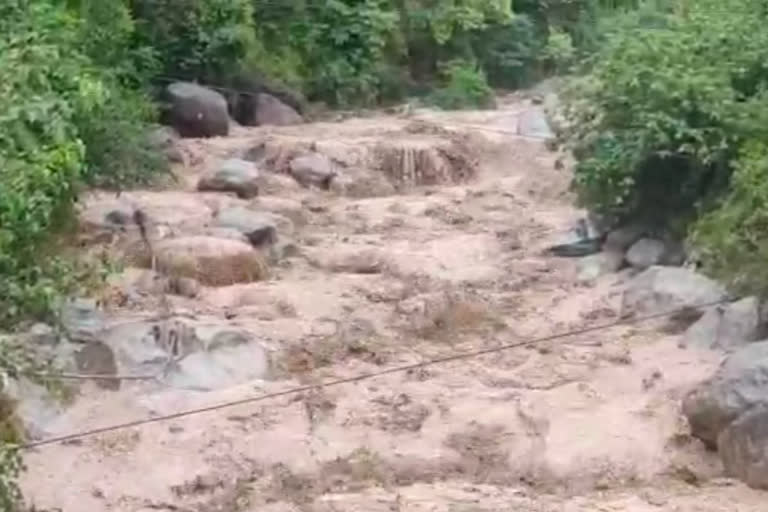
[{"xmin": 21, "ymin": 298, "xmax": 731, "ymax": 451}]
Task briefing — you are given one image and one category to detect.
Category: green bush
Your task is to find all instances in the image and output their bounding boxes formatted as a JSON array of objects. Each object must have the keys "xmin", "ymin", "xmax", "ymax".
[
  {"xmin": 471, "ymin": 14, "xmax": 542, "ymax": 89},
  {"xmin": 1, "ymin": 0, "xmax": 165, "ymax": 327},
  {"xmin": 130, "ymin": 0, "xmax": 256, "ymax": 82},
  {"xmin": 692, "ymin": 141, "xmax": 768, "ymax": 296},
  {"xmin": 560, "ymin": 0, "xmax": 768, "ymax": 227},
  {"xmin": 428, "ymin": 60, "xmax": 495, "ymax": 109}
]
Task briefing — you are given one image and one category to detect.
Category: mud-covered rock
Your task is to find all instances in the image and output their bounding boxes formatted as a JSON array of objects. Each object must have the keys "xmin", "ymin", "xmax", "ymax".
[
  {"xmin": 215, "ymin": 207, "xmax": 279, "ymax": 247},
  {"xmin": 577, "ymin": 251, "xmax": 624, "ymax": 282},
  {"xmin": 74, "ymin": 341, "xmax": 119, "ymax": 391},
  {"xmin": 256, "ymin": 93, "xmax": 303, "ymax": 126},
  {"xmin": 622, "ymin": 266, "xmax": 727, "ymax": 316},
  {"xmin": 307, "ymin": 247, "xmax": 387, "ymax": 274},
  {"xmin": 683, "ymin": 341, "xmax": 768, "ymax": 448},
  {"xmin": 59, "ymin": 298, "xmax": 105, "ymax": 343},
  {"xmin": 718, "ymin": 404, "xmax": 768, "ymax": 489},
  {"xmin": 626, "ymin": 238, "xmax": 666, "ymax": 269},
  {"xmin": 604, "ymin": 224, "xmax": 646, "ymax": 252},
  {"xmin": 681, "ymin": 297, "xmax": 761, "ymax": 351},
  {"xmin": 197, "ymin": 159, "xmax": 261, "ymax": 199},
  {"xmin": 165, "ymin": 329, "xmax": 269, "ymax": 391},
  {"xmin": 289, "ymin": 152, "xmax": 336, "ymax": 189},
  {"xmin": 154, "ymin": 236, "xmax": 269, "ymax": 286},
  {"xmin": 163, "ymin": 82, "xmax": 229, "ymax": 138}
]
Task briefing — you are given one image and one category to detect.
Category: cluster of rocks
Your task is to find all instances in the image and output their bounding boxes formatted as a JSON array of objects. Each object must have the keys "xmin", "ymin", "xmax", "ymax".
[
  {"xmin": 551, "ymin": 215, "xmax": 768, "ymax": 490},
  {"xmin": 549, "ymin": 220, "xmax": 686, "ymax": 282},
  {"xmin": 8, "ymin": 298, "xmax": 271, "ymax": 439},
  {"xmin": 161, "ymin": 81, "xmax": 304, "ymax": 139}
]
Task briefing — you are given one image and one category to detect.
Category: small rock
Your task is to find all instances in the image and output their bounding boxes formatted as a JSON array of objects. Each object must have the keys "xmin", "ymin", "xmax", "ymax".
[
  {"xmin": 604, "ymin": 224, "xmax": 646, "ymax": 252},
  {"xmin": 154, "ymin": 236, "xmax": 269, "ymax": 286},
  {"xmin": 269, "ymin": 237, "xmax": 301, "ymax": 264},
  {"xmin": 681, "ymin": 297, "xmax": 761, "ymax": 351},
  {"xmin": 577, "ymin": 251, "xmax": 624, "ymax": 282},
  {"xmin": 104, "ymin": 209, "xmax": 133, "ymax": 227},
  {"xmin": 59, "ymin": 298, "xmax": 104, "ymax": 343},
  {"xmin": 26, "ymin": 323, "xmax": 58, "ymax": 347},
  {"xmin": 169, "ymin": 277, "xmax": 202, "ymax": 298},
  {"xmin": 289, "ymin": 153, "xmax": 336, "ymax": 189},
  {"xmin": 718, "ymin": 404, "xmax": 768, "ymax": 489},
  {"xmin": 626, "ymin": 238, "xmax": 666, "ymax": 269},
  {"xmin": 683, "ymin": 341, "xmax": 768, "ymax": 448},
  {"xmin": 163, "ymin": 82, "xmax": 230, "ymax": 138},
  {"xmin": 622, "ymin": 266, "xmax": 727, "ymax": 316},
  {"xmin": 74, "ymin": 341, "xmax": 119, "ymax": 391},
  {"xmin": 308, "ymin": 247, "xmax": 387, "ymax": 274},
  {"xmin": 215, "ymin": 207, "xmax": 286, "ymax": 247},
  {"xmin": 135, "ymin": 270, "xmax": 171, "ymax": 295},
  {"xmin": 256, "ymin": 93, "xmax": 303, "ymax": 126},
  {"xmin": 198, "ymin": 159, "xmax": 261, "ymax": 199}
]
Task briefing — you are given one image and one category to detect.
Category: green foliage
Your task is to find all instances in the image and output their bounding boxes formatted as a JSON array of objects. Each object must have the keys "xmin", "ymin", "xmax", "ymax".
[
  {"xmin": 542, "ymin": 27, "xmax": 576, "ymax": 73},
  {"xmin": 471, "ymin": 14, "xmax": 543, "ymax": 89},
  {"xmin": 130, "ymin": 0, "xmax": 256, "ymax": 82},
  {"xmin": 560, "ymin": 0, "xmax": 768, "ymax": 226},
  {"xmin": 692, "ymin": 141, "xmax": 768, "ymax": 296},
  {"xmin": 428, "ymin": 60, "xmax": 496, "ymax": 109},
  {"xmin": 1, "ymin": 0, "xmax": 165, "ymax": 328}
]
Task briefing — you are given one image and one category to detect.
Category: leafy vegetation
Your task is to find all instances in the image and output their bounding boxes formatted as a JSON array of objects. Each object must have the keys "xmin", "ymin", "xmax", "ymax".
[
  {"xmin": 559, "ymin": 0, "xmax": 768, "ymax": 294},
  {"xmin": 428, "ymin": 60, "xmax": 496, "ymax": 109}
]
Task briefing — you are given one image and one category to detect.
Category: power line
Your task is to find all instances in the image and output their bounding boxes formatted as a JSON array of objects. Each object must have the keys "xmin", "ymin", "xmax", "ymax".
[{"xmin": 20, "ymin": 297, "xmax": 730, "ymax": 451}]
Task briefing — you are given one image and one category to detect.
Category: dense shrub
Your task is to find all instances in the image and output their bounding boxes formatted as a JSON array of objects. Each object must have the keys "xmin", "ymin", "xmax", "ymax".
[
  {"xmin": 1, "ymin": 1, "xmax": 166, "ymax": 327},
  {"xmin": 692, "ymin": 142, "xmax": 768, "ymax": 296},
  {"xmin": 560, "ymin": 0, "xmax": 768, "ymax": 227},
  {"xmin": 130, "ymin": 0, "xmax": 256, "ymax": 83},
  {"xmin": 428, "ymin": 60, "xmax": 496, "ymax": 109}
]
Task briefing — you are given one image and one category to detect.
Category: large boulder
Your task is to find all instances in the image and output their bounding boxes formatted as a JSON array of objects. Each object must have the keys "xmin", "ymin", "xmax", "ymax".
[
  {"xmin": 289, "ymin": 153, "xmax": 337, "ymax": 189},
  {"xmin": 224, "ymin": 73, "xmax": 306, "ymax": 125},
  {"xmin": 197, "ymin": 159, "xmax": 261, "ymax": 199},
  {"xmin": 681, "ymin": 297, "xmax": 761, "ymax": 351},
  {"xmin": 154, "ymin": 236, "xmax": 269, "ymax": 286},
  {"xmin": 165, "ymin": 329, "xmax": 270, "ymax": 391},
  {"xmin": 603, "ymin": 223, "xmax": 646, "ymax": 252},
  {"xmin": 576, "ymin": 251, "xmax": 624, "ymax": 282},
  {"xmin": 214, "ymin": 206, "xmax": 294, "ymax": 247},
  {"xmin": 256, "ymin": 93, "xmax": 303, "ymax": 126},
  {"xmin": 682, "ymin": 341, "xmax": 768, "ymax": 449},
  {"xmin": 100, "ymin": 319, "xmax": 269, "ymax": 391},
  {"xmin": 625, "ymin": 238, "xmax": 666, "ymax": 270},
  {"xmin": 621, "ymin": 266, "xmax": 727, "ymax": 316},
  {"xmin": 718, "ymin": 404, "xmax": 768, "ymax": 489},
  {"xmin": 163, "ymin": 82, "xmax": 230, "ymax": 138}
]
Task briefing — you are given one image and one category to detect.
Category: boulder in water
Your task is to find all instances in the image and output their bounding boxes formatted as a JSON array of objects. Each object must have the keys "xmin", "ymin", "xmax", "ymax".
[
  {"xmin": 256, "ymin": 93, "xmax": 303, "ymax": 126},
  {"xmin": 197, "ymin": 159, "xmax": 261, "ymax": 199},
  {"xmin": 163, "ymin": 82, "xmax": 230, "ymax": 138},
  {"xmin": 621, "ymin": 266, "xmax": 727, "ymax": 316}
]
